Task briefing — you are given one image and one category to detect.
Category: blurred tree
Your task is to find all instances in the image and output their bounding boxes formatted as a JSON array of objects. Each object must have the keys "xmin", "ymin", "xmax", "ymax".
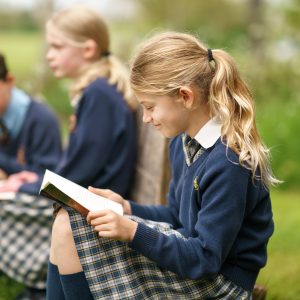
[
  {"xmin": 284, "ymin": 0, "xmax": 300, "ymax": 33},
  {"xmin": 29, "ymin": 0, "xmax": 55, "ymax": 95},
  {"xmin": 0, "ymin": 11, "xmax": 38, "ymax": 31},
  {"xmin": 137, "ymin": 0, "xmax": 249, "ymax": 48},
  {"xmin": 248, "ymin": 0, "xmax": 265, "ymax": 63}
]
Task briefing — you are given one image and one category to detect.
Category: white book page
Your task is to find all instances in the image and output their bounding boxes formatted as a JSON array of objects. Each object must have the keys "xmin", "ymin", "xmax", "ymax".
[{"xmin": 41, "ymin": 170, "xmax": 123, "ymax": 215}]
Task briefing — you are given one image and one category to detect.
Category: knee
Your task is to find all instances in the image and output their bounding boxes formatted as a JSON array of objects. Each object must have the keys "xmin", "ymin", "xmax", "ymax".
[{"xmin": 52, "ymin": 209, "xmax": 73, "ymax": 246}]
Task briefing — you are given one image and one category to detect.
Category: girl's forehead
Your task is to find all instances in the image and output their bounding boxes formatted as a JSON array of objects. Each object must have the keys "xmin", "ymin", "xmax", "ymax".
[
  {"xmin": 46, "ymin": 23, "xmax": 70, "ymax": 44},
  {"xmin": 135, "ymin": 93, "xmax": 155, "ymax": 104},
  {"xmin": 135, "ymin": 92, "xmax": 172, "ymax": 105},
  {"xmin": 46, "ymin": 29, "xmax": 64, "ymax": 43}
]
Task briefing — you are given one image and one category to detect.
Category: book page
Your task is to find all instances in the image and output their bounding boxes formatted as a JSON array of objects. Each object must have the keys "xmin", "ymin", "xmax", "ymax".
[{"xmin": 41, "ymin": 170, "xmax": 123, "ymax": 215}]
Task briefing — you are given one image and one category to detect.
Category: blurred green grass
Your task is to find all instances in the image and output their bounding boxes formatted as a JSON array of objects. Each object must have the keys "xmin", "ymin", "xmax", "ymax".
[
  {"xmin": 0, "ymin": 31, "xmax": 43, "ymax": 83},
  {"xmin": 257, "ymin": 189, "xmax": 300, "ymax": 300}
]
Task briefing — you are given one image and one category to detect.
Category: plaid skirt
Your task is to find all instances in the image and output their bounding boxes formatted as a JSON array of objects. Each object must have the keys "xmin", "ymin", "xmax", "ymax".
[
  {"xmin": 0, "ymin": 193, "xmax": 53, "ymax": 289},
  {"xmin": 67, "ymin": 208, "xmax": 251, "ymax": 300}
]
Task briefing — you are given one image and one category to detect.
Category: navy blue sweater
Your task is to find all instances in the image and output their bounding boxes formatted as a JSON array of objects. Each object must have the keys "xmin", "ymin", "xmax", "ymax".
[
  {"xmin": 130, "ymin": 136, "xmax": 274, "ymax": 291},
  {"xmin": 20, "ymin": 78, "xmax": 136, "ymax": 197},
  {"xmin": 0, "ymin": 100, "xmax": 61, "ymax": 175}
]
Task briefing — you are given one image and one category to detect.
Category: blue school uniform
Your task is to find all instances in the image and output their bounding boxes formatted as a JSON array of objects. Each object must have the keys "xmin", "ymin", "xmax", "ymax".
[
  {"xmin": 129, "ymin": 118, "xmax": 274, "ymax": 292},
  {"xmin": 0, "ymin": 87, "xmax": 62, "ymax": 174},
  {"xmin": 66, "ymin": 118, "xmax": 267, "ymax": 299},
  {"xmin": 0, "ymin": 88, "xmax": 62, "ymax": 290},
  {"xmin": 20, "ymin": 78, "xmax": 136, "ymax": 197},
  {"xmin": 0, "ymin": 78, "xmax": 136, "ymax": 290}
]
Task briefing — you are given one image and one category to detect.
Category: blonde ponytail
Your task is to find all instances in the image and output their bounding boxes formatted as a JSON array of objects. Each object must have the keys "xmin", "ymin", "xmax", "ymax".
[
  {"xmin": 209, "ymin": 49, "xmax": 279, "ymax": 187},
  {"xmin": 71, "ymin": 55, "xmax": 137, "ymax": 110}
]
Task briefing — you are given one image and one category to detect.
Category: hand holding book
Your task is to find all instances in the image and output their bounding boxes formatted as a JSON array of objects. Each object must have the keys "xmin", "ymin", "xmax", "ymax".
[
  {"xmin": 88, "ymin": 186, "xmax": 133, "ymax": 215},
  {"xmin": 39, "ymin": 170, "xmax": 123, "ymax": 217},
  {"xmin": 39, "ymin": 170, "xmax": 137, "ymax": 242}
]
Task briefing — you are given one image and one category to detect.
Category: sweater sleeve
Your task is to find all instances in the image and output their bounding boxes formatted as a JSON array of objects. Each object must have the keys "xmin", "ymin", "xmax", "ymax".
[
  {"xmin": 53, "ymin": 83, "xmax": 119, "ymax": 186},
  {"xmin": 0, "ymin": 102, "xmax": 61, "ymax": 175},
  {"xmin": 0, "ymin": 152, "xmax": 25, "ymax": 174},
  {"xmin": 21, "ymin": 103, "xmax": 62, "ymax": 173},
  {"xmin": 129, "ymin": 149, "xmax": 250, "ymax": 280},
  {"xmin": 130, "ymin": 179, "xmax": 181, "ymax": 228},
  {"xmin": 20, "ymin": 80, "xmax": 131, "ymax": 195}
]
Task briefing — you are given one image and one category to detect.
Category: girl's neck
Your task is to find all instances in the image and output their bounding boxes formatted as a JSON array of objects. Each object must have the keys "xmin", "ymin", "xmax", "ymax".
[{"xmin": 186, "ymin": 105, "xmax": 211, "ymax": 138}]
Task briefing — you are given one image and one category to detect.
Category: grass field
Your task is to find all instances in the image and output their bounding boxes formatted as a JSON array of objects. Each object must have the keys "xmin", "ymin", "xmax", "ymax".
[
  {"xmin": 0, "ymin": 189, "xmax": 299, "ymax": 300},
  {"xmin": 0, "ymin": 31, "xmax": 43, "ymax": 84},
  {"xmin": 257, "ymin": 190, "xmax": 300, "ymax": 300}
]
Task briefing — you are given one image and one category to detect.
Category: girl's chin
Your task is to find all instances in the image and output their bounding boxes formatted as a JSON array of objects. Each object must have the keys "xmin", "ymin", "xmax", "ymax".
[
  {"xmin": 51, "ymin": 69, "xmax": 66, "ymax": 78},
  {"xmin": 52, "ymin": 71, "xmax": 63, "ymax": 78},
  {"xmin": 156, "ymin": 128, "xmax": 178, "ymax": 139}
]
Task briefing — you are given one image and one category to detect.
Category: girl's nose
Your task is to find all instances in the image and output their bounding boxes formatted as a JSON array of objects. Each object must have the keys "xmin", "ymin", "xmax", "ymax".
[
  {"xmin": 46, "ymin": 49, "xmax": 53, "ymax": 61},
  {"xmin": 142, "ymin": 111, "xmax": 152, "ymax": 124}
]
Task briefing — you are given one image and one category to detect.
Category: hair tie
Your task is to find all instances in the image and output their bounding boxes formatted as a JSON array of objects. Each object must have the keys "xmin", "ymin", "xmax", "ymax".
[
  {"xmin": 102, "ymin": 51, "xmax": 111, "ymax": 57},
  {"xmin": 207, "ymin": 48, "xmax": 214, "ymax": 62}
]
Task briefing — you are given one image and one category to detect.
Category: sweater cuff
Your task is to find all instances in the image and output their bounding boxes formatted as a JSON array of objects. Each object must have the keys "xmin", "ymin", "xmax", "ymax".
[
  {"xmin": 130, "ymin": 201, "xmax": 142, "ymax": 215},
  {"xmin": 18, "ymin": 179, "xmax": 41, "ymax": 195},
  {"xmin": 129, "ymin": 222, "xmax": 159, "ymax": 255}
]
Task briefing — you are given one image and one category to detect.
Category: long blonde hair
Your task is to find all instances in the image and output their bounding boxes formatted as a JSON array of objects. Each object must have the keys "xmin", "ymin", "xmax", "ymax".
[
  {"xmin": 130, "ymin": 31, "xmax": 279, "ymax": 188},
  {"xmin": 47, "ymin": 6, "xmax": 137, "ymax": 110}
]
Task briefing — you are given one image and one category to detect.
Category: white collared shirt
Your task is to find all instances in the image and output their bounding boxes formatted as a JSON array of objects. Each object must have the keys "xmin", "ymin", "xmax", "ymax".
[{"xmin": 193, "ymin": 117, "xmax": 222, "ymax": 149}]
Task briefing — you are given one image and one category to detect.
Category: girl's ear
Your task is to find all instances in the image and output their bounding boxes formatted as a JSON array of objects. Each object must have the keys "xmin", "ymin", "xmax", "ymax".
[
  {"xmin": 83, "ymin": 39, "xmax": 98, "ymax": 60},
  {"xmin": 179, "ymin": 86, "xmax": 196, "ymax": 110}
]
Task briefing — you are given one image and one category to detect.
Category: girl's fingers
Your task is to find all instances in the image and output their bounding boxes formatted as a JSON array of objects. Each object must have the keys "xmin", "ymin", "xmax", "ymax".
[
  {"xmin": 87, "ymin": 210, "xmax": 117, "ymax": 226},
  {"xmin": 97, "ymin": 231, "xmax": 113, "ymax": 238},
  {"xmin": 87, "ymin": 209, "xmax": 110, "ymax": 223},
  {"xmin": 88, "ymin": 187, "xmax": 124, "ymax": 204},
  {"xmin": 88, "ymin": 187, "xmax": 112, "ymax": 197},
  {"xmin": 94, "ymin": 224, "xmax": 112, "ymax": 232}
]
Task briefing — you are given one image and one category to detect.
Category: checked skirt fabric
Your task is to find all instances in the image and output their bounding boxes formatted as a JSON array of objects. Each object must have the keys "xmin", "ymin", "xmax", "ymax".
[
  {"xmin": 0, "ymin": 193, "xmax": 53, "ymax": 289},
  {"xmin": 67, "ymin": 208, "xmax": 251, "ymax": 300}
]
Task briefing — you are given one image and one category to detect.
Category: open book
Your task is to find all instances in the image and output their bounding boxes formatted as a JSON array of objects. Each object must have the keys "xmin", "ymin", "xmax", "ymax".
[{"xmin": 39, "ymin": 170, "xmax": 123, "ymax": 217}]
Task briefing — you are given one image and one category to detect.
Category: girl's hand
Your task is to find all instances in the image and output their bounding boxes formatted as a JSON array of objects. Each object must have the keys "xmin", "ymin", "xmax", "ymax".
[
  {"xmin": 88, "ymin": 187, "xmax": 132, "ymax": 215},
  {"xmin": 12, "ymin": 171, "xmax": 39, "ymax": 183},
  {"xmin": 0, "ymin": 171, "xmax": 38, "ymax": 192},
  {"xmin": 0, "ymin": 169, "xmax": 8, "ymax": 180},
  {"xmin": 0, "ymin": 175, "xmax": 23, "ymax": 192},
  {"xmin": 87, "ymin": 210, "xmax": 137, "ymax": 242}
]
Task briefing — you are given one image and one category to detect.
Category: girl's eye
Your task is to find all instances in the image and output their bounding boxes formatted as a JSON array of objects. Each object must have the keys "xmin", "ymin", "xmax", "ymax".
[
  {"xmin": 145, "ymin": 106, "xmax": 153, "ymax": 111},
  {"xmin": 53, "ymin": 44, "xmax": 63, "ymax": 50},
  {"xmin": 49, "ymin": 43, "xmax": 64, "ymax": 50}
]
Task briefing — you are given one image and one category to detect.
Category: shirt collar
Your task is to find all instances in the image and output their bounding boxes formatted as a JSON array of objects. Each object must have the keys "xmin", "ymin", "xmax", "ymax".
[{"xmin": 193, "ymin": 117, "xmax": 222, "ymax": 149}]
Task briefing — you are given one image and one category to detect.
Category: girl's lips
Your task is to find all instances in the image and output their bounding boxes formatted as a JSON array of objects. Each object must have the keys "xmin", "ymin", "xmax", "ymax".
[{"xmin": 49, "ymin": 64, "xmax": 57, "ymax": 70}]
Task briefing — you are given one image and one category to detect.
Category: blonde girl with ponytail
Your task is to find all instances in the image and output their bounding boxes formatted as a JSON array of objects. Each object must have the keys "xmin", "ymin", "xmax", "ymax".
[
  {"xmin": 46, "ymin": 5, "xmax": 136, "ymax": 110},
  {"xmin": 42, "ymin": 6, "xmax": 137, "ymax": 300},
  {"xmin": 57, "ymin": 31, "xmax": 276, "ymax": 299}
]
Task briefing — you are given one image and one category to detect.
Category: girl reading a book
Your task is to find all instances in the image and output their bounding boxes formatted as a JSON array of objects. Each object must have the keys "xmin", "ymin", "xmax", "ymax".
[{"xmin": 51, "ymin": 31, "xmax": 277, "ymax": 299}]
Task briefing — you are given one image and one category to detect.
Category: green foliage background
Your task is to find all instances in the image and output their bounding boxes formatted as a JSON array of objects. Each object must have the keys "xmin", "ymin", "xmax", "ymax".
[{"xmin": 0, "ymin": 1, "xmax": 299, "ymax": 299}]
